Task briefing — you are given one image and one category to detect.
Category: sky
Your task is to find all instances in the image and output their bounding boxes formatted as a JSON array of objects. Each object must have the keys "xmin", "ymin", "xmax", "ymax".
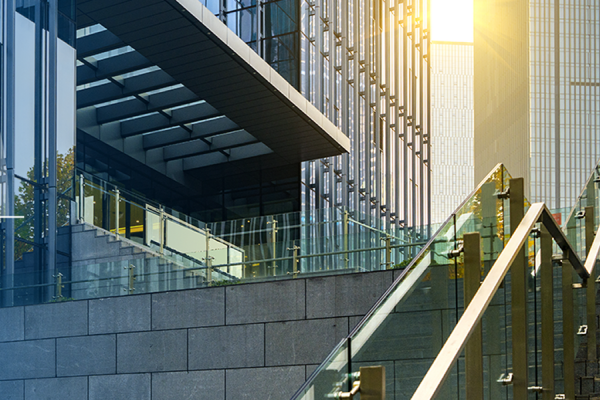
[{"xmin": 430, "ymin": 0, "xmax": 473, "ymax": 42}]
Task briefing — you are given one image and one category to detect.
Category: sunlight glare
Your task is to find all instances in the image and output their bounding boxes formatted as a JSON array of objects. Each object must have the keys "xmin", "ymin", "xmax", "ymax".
[{"xmin": 431, "ymin": 0, "xmax": 473, "ymax": 42}]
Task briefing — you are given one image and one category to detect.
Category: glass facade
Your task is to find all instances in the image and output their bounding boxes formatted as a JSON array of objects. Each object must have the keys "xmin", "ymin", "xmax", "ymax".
[
  {"xmin": 529, "ymin": 0, "xmax": 600, "ymax": 209},
  {"xmin": 209, "ymin": 0, "xmax": 432, "ymax": 234},
  {"xmin": 430, "ymin": 42, "xmax": 474, "ymax": 223},
  {"xmin": 1, "ymin": 0, "xmax": 76, "ymax": 306},
  {"xmin": 297, "ymin": 0, "xmax": 431, "ymax": 237},
  {"xmin": 208, "ymin": 0, "xmax": 301, "ymax": 87}
]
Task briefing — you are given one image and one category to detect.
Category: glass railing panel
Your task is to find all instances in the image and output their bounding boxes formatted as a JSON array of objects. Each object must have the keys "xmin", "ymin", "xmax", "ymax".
[
  {"xmin": 207, "ymin": 232, "xmax": 423, "ymax": 282},
  {"xmin": 291, "ymin": 164, "xmax": 510, "ymax": 400},
  {"xmin": 292, "ymin": 339, "xmax": 350, "ymax": 400},
  {"xmin": 165, "ymin": 217, "xmax": 207, "ymax": 260},
  {"xmin": 145, "ymin": 205, "xmax": 161, "ymax": 248},
  {"xmin": 81, "ymin": 180, "xmax": 105, "ymax": 227},
  {"xmin": 561, "ymin": 161, "xmax": 600, "ymax": 399},
  {"xmin": 348, "ymin": 218, "xmax": 460, "ymax": 398},
  {"xmin": 125, "ymin": 200, "xmax": 146, "ymax": 244},
  {"xmin": 564, "ymin": 162, "xmax": 600, "ymax": 259},
  {"xmin": 565, "ymin": 195, "xmax": 586, "ymax": 259},
  {"xmin": 481, "ymin": 277, "xmax": 510, "ymax": 399}
]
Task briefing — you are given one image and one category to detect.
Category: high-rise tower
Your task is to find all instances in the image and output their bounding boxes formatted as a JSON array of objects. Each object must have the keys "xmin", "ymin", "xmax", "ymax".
[
  {"xmin": 474, "ymin": 0, "xmax": 600, "ymax": 209},
  {"xmin": 430, "ymin": 41, "xmax": 474, "ymax": 223}
]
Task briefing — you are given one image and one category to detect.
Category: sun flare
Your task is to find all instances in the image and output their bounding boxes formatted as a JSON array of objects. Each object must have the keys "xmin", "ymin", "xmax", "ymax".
[{"xmin": 431, "ymin": 0, "xmax": 473, "ymax": 42}]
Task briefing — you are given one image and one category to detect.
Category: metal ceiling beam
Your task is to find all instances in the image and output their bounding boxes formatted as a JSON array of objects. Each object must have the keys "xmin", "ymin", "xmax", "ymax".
[
  {"xmin": 77, "ymin": 29, "xmax": 124, "ymax": 58},
  {"xmin": 141, "ymin": 116, "xmax": 240, "ymax": 150},
  {"xmin": 77, "ymin": 51, "xmax": 153, "ymax": 86},
  {"xmin": 120, "ymin": 102, "xmax": 220, "ymax": 137},
  {"xmin": 182, "ymin": 142, "xmax": 273, "ymax": 170},
  {"xmin": 77, "ymin": 69, "xmax": 176, "ymax": 108},
  {"xmin": 95, "ymin": 86, "xmax": 198, "ymax": 124},
  {"xmin": 163, "ymin": 130, "xmax": 258, "ymax": 161}
]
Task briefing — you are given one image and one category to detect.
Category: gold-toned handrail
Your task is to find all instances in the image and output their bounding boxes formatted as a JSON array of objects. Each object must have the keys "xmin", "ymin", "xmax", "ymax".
[
  {"xmin": 584, "ymin": 225, "xmax": 600, "ymax": 276},
  {"xmin": 411, "ymin": 203, "xmax": 585, "ymax": 400}
]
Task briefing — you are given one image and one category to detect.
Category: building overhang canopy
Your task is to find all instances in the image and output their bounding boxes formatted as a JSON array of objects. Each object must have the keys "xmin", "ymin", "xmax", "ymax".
[{"xmin": 76, "ymin": 0, "xmax": 349, "ymax": 178}]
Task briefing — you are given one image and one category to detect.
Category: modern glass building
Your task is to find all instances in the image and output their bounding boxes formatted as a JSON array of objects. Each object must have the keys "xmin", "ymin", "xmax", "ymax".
[
  {"xmin": 1, "ymin": 0, "xmax": 430, "ymax": 305},
  {"xmin": 430, "ymin": 41, "xmax": 473, "ymax": 223},
  {"xmin": 474, "ymin": 0, "xmax": 600, "ymax": 209}
]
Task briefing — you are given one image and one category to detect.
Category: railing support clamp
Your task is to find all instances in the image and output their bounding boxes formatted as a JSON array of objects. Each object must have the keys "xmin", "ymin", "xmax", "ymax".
[{"xmin": 497, "ymin": 373, "xmax": 513, "ymax": 386}]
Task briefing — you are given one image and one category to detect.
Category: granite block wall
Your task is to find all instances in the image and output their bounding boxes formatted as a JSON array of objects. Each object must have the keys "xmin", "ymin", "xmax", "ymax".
[{"xmin": 0, "ymin": 270, "xmax": 394, "ymax": 400}]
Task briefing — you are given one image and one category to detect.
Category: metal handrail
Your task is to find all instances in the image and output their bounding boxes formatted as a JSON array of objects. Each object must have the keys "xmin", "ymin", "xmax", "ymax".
[
  {"xmin": 584, "ymin": 225, "xmax": 600, "ymax": 276},
  {"xmin": 411, "ymin": 203, "xmax": 585, "ymax": 400}
]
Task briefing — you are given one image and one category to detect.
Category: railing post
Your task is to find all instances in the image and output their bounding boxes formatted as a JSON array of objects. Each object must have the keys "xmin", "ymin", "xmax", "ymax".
[
  {"xmin": 539, "ymin": 225, "xmax": 554, "ymax": 399},
  {"xmin": 79, "ymin": 174, "xmax": 84, "ymax": 223},
  {"xmin": 358, "ymin": 366, "xmax": 386, "ymax": 400},
  {"xmin": 205, "ymin": 228, "xmax": 213, "ymax": 285},
  {"xmin": 509, "ymin": 177, "xmax": 528, "ymax": 400},
  {"xmin": 343, "ymin": 210, "xmax": 349, "ymax": 269},
  {"xmin": 114, "ymin": 188, "xmax": 120, "ymax": 239},
  {"xmin": 288, "ymin": 243, "xmax": 300, "ymax": 278},
  {"xmin": 585, "ymin": 206, "xmax": 596, "ymax": 361},
  {"xmin": 124, "ymin": 264, "xmax": 135, "ymax": 294},
  {"xmin": 271, "ymin": 219, "xmax": 278, "ymax": 276},
  {"xmin": 463, "ymin": 232, "xmax": 483, "ymax": 399},
  {"xmin": 562, "ymin": 253, "xmax": 575, "ymax": 400},
  {"xmin": 382, "ymin": 235, "xmax": 391, "ymax": 269},
  {"xmin": 159, "ymin": 206, "xmax": 164, "ymax": 254},
  {"xmin": 54, "ymin": 272, "xmax": 64, "ymax": 300}
]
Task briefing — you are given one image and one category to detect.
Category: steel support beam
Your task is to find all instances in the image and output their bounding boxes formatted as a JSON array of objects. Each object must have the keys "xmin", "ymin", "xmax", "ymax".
[
  {"xmin": 120, "ymin": 102, "xmax": 220, "ymax": 137},
  {"xmin": 540, "ymin": 225, "xmax": 554, "ymax": 400},
  {"xmin": 77, "ymin": 51, "xmax": 153, "ymax": 86},
  {"xmin": 76, "ymin": 29, "xmax": 125, "ymax": 58},
  {"xmin": 95, "ymin": 86, "xmax": 198, "ymax": 124},
  {"xmin": 77, "ymin": 69, "xmax": 176, "ymax": 108},
  {"xmin": 3, "ymin": 0, "xmax": 16, "ymax": 307},
  {"xmin": 48, "ymin": 0, "xmax": 60, "ymax": 302},
  {"xmin": 509, "ymin": 177, "xmax": 528, "ymax": 400}
]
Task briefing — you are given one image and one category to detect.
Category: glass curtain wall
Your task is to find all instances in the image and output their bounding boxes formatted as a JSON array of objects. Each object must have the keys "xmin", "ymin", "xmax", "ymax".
[
  {"xmin": 529, "ymin": 0, "xmax": 600, "ymax": 209},
  {"xmin": 298, "ymin": 0, "xmax": 431, "ymax": 244},
  {"xmin": 0, "ymin": 0, "xmax": 75, "ymax": 306},
  {"xmin": 217, "ymin": 0, "xmax": 431, "ymax": 241},
  {"xmin": 205, "ymin": 0, "xmax": 301, "ymax": 87}
]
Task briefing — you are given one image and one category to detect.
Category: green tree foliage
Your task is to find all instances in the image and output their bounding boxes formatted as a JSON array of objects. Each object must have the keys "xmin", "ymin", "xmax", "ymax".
[{"xmin": 13, "ymin": 148, "xmax": 74, "ymax": 260}]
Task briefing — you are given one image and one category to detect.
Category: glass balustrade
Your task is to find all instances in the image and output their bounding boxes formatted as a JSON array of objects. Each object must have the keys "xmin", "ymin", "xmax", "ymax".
[
  {"xmin": 74, "ymin": 170, "xmax": 430, "ymax": 283},
  {"xmin": 565, "ymin": 162, "xmax": 600, "ymax": 259},
  {"xmin": 292, "ymin": 160, "xmax": 600, "ymax": 400},
  {"xmin": 0, "ymin": 170, "xmax": 432, "ymax": 307},
  {"xmin": 292, "ymin": 163, "xmax": 513, "ymax": 399}
]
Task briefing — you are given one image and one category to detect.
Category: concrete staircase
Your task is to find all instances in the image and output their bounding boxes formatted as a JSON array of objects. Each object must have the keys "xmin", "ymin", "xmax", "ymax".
[{"xmin": 69, "ymin": 223, "xmax": 211, "ymax": 299}]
